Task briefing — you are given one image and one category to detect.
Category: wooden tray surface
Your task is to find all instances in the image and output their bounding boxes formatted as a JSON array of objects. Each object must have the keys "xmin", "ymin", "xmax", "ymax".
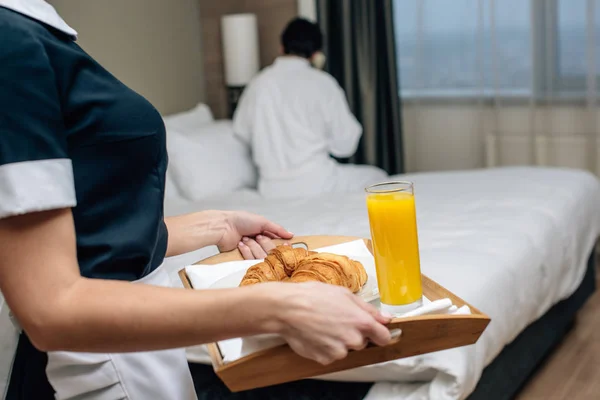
[{"xmin": 179, "ymin": 235, "xmax": 490, "ymax": 392}]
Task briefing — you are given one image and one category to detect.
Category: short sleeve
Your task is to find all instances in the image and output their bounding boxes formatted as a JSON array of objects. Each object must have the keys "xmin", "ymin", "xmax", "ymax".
[{"xmin": 0, "ymin": 25, "xmax": 76, "ymax": 219}]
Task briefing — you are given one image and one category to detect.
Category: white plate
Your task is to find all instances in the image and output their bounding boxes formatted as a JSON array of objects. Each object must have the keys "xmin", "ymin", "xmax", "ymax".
[{"xmin": 210, "ymin": 255, "xmax": 380, "ymax": 303}]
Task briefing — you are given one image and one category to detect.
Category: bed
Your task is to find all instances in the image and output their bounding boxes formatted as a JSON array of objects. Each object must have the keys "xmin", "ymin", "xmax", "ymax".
[{"xmin": 161, "ymin": 106, "xmax": 600, "ymax": 400}]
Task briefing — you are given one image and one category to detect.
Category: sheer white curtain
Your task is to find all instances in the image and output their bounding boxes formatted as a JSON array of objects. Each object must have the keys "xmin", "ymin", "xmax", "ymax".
[{"xmin": 394, "ymin": 0, "xmax": 599, "ymax": 175}]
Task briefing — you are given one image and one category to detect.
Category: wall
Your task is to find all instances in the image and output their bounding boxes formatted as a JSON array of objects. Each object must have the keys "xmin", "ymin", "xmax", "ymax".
[
  {"xmin": 199, "ymin": 0, "xmax": 298, "ymax": 118},
  {"xmin": 297, "ymin": 0, "xmax": 317, "ymax": 21},
  {"xmin": 49, "ymin": 0, "xmax": 205, "ymax": 116}
]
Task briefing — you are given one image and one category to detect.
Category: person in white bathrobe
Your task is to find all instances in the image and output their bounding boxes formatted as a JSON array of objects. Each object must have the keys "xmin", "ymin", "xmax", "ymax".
[{"xmin": 233, "ymin": 18, "xmax": 388, "ymax": 199}]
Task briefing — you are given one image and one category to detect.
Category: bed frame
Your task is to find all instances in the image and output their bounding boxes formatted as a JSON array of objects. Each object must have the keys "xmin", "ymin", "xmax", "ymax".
[{"xmin": 467, "ymin": 248, "xmax": 597, "ymax": 400}]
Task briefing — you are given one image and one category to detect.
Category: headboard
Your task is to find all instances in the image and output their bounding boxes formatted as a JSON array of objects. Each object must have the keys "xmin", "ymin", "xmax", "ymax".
[{"xmin": 49, "ymin": 0, "xmax": 205, "ymax": 116}]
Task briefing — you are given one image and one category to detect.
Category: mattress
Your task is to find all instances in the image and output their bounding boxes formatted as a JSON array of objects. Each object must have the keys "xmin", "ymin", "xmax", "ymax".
[{"xmin": 163, "ymin": 167, "xmax": 600, "ymax": 400}]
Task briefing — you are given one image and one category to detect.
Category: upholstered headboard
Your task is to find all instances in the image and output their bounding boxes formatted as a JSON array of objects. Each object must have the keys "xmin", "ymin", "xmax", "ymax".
[{"xmin": 49, "ymin": 0, "xmax": 205, "ymax": 116}]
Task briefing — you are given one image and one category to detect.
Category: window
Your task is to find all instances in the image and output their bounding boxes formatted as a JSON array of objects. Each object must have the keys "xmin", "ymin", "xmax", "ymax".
[
  {"xmin": 392, "ymin": 0, "xmax": 599, "ymax": 98},
  {"xmin": 555, "ymin": 0, "xmax": 600, "ymax": 94}
]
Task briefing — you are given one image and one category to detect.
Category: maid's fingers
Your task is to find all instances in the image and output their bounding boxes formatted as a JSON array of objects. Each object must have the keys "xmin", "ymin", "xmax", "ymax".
[
  {"xmin": 243, "ymin": 237, "xmax": 268, "ymax": 259},
  {"xmin": 238, "ymin": 241, "xmax": 255, "ymax": 260}
]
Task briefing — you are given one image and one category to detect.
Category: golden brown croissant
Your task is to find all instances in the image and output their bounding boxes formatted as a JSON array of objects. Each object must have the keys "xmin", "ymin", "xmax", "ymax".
[
  {"xmin": 238, "ymin": 245, "xmax": 367, "ymax": 292},
  {"xmin": 289, "ymin": 261, "xmax": 346, "ymax": 287},
  {"xmin": 264, "ymin": 254, "xmax": 287, "ymax": 280},
  {"xmin": 270, "ymin": 246, "xmax": 314, "ymax": 276},
  {"xmin": 239, "ymin": 261, "xmax": 279, "ymax": 286},
  {"xmin": 290, "ymin": 253, "xmax": 367, "ymax": 293},
  {"xmin": 239, "ymin": 245, "xmax": 308, "ymax": 286}
]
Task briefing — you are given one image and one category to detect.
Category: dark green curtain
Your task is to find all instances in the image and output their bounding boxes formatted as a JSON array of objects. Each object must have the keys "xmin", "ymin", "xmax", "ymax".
[{"xmin": 317, "ymin": 0, "xmax": 404, "ymax": 174}]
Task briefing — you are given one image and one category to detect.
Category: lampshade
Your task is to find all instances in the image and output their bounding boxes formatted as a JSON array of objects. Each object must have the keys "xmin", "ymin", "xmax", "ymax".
[{"xmin": 221, "ymin": 13, "xmax": 260, "ymax": 87}]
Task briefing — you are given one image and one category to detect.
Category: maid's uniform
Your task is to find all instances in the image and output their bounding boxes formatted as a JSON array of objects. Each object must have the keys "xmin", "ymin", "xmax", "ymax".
[
  {"xmin": 0, "ymin": 2, "xmax": 374, "ymax": 399},
  {"xmin": 0, "ymin": 1, "xmax": 195, "ymax": 398}
]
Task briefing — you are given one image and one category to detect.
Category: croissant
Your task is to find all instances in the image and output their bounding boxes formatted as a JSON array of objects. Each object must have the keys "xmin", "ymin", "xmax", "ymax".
[
  {"xmin": 238, "ymin": 245, "xmax": 367, "ymax": 293},
  {"xmin": 270, "ymin": 246, "xmax": 314, "ymax": 276},
  {"xmin": 290, "ymin": 253, "xmax": 367, "ymax": 293},
  {"xmin": 238, "ymin": 261, "xmax": 279, "ymax": 286},
  {"xmin": 289, "ymin": 261, "xmax": 346, "ymax": 287},
  {"xmin": 239, "ymin": 245, "xmax": 307, "ymax": 286},
  {"xmin": 264, "ymin": 254, "xmax": 287, "ymax": 280}
]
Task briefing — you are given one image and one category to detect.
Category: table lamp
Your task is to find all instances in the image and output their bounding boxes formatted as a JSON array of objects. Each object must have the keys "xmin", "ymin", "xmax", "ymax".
[{"xmin": 221, "ymin": 13, "xmax": 260, "ymax": 118}]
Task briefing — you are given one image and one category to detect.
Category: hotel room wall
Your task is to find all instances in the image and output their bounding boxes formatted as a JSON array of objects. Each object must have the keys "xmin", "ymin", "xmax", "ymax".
[
  {"xmin": 198, "ymin": 0, "xmax": 298, "ymax": 119},
  {"xmin": 48, "ymin": 0, "xmax": 205, "ymax": 116},
  {"xmin": 402, "ymin": 104, "xmax": 600, "ymax": 175}
]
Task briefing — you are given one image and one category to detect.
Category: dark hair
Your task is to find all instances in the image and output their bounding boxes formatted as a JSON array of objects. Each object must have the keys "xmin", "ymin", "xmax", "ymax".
[{"xmin": 281, "ymin": 18, "xmax": 323, "ymax": 58}]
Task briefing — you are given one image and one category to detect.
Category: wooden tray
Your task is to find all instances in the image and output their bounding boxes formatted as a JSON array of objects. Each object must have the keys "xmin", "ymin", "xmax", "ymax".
[{"xmin": 178, "ymin": 235, "xmax": 490, "ymax": 392}]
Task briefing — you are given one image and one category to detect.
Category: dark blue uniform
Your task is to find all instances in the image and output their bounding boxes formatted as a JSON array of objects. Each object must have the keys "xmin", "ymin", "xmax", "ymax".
[
  {"xmin": 0, "ymin": 6, "xmax": 372, "ymax": 400},
  {"xmin": 0, "ymin": 6, "xmax": 168, "ymax": 398}
]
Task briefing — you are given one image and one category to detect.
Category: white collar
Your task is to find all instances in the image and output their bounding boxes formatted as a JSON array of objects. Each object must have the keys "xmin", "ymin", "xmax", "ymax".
[
  {"xmin": 274, "ymin": 56, "xmax": 311, "ymax": 69},
  {"xmin": 0, "ymin": 0, "xmax": 77, "ymax": 39}
]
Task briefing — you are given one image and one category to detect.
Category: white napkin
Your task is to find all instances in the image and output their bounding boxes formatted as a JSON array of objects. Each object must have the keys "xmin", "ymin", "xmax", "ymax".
[
  {"xmin": 185, "ymin": 259, "xmax": 258, "ymax": 290},
  {"xmin": 183, "ymin": 240, "xmax": 472, "ymax": 364},
  {"xmin": 314, "ymin": 240, "xmax": 374, "ymax": 258}
]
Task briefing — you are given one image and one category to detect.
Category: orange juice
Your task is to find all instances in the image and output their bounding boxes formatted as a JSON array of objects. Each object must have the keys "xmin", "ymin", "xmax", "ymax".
[{"xmin": 366, "ymin": 183, "xmax": 422, "ymax": 310}]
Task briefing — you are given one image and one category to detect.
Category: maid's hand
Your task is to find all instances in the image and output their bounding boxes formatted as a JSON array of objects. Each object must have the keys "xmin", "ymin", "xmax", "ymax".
[
  {"xmin": 237, "ymin": 234, "xmax": 291, "ymax": 259},
  {"xmin": 217, "ymin": 211, "xmax": 293, "ymax": 259}
]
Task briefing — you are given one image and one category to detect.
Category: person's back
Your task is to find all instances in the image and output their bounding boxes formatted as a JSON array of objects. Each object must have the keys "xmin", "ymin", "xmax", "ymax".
[
  {"xmin": 234, "ymin": 18, "xmax": 387, "ymax": 198},
  {"xmin": 235, "ymin": 57, "xmax": 359, "ymax": 180}
]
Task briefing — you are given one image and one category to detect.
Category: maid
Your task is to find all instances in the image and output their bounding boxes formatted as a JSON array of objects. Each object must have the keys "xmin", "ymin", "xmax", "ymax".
[{"xmin": 0, "ymin": 1, "xmax": 391, "ymax": 399}]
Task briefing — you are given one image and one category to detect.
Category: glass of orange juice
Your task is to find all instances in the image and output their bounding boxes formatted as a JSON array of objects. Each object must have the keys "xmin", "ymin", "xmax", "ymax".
[{"xmin": 365, "ymin": 181, "xmax": 423, "ymax": 315}]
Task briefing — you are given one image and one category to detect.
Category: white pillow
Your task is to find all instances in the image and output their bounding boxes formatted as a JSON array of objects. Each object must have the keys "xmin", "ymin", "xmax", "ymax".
[
  {"xmin": 191, "ymin": 119, "xmax": 238, "ymax": 137},
  {"xmin": 166, "ymin": 121, "xmax": 257, "ymax": 201},
  {"xmin": 162, "ymin": 103, "xmax": 214, "ymax": 135}
]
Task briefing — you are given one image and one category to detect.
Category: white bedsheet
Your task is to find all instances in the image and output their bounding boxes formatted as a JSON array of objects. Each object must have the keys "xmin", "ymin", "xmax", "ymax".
[{"xmin": 163, "ymin": 167, "xmax": 600, "ymax": 400}]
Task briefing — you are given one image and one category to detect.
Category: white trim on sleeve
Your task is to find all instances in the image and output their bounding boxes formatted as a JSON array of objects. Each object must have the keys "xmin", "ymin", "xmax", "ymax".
[{"xmin": 0, "ymin": 158, "xmax": 77, "ymax": 219}]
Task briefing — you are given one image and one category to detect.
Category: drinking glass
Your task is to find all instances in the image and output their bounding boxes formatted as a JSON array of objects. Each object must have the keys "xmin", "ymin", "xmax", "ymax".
[{"xmin": 365, "ymin": 181, "xmax": 423, "ymax": 314}]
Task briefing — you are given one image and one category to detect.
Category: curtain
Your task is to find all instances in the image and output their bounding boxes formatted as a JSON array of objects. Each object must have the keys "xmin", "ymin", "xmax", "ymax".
[
  {"xmin": 317, "ymin": 0, "xmax": 405, "ymax": 175},
  {"xmin": 394, "ymin": 0, "xmax": 599, "ymax": 175}
]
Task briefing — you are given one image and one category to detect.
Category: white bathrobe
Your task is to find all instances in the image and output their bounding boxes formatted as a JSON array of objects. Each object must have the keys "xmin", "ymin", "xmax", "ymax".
[{"xmin": 233, "ymin": 57, "xmax": 388, "ymax": 198}]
